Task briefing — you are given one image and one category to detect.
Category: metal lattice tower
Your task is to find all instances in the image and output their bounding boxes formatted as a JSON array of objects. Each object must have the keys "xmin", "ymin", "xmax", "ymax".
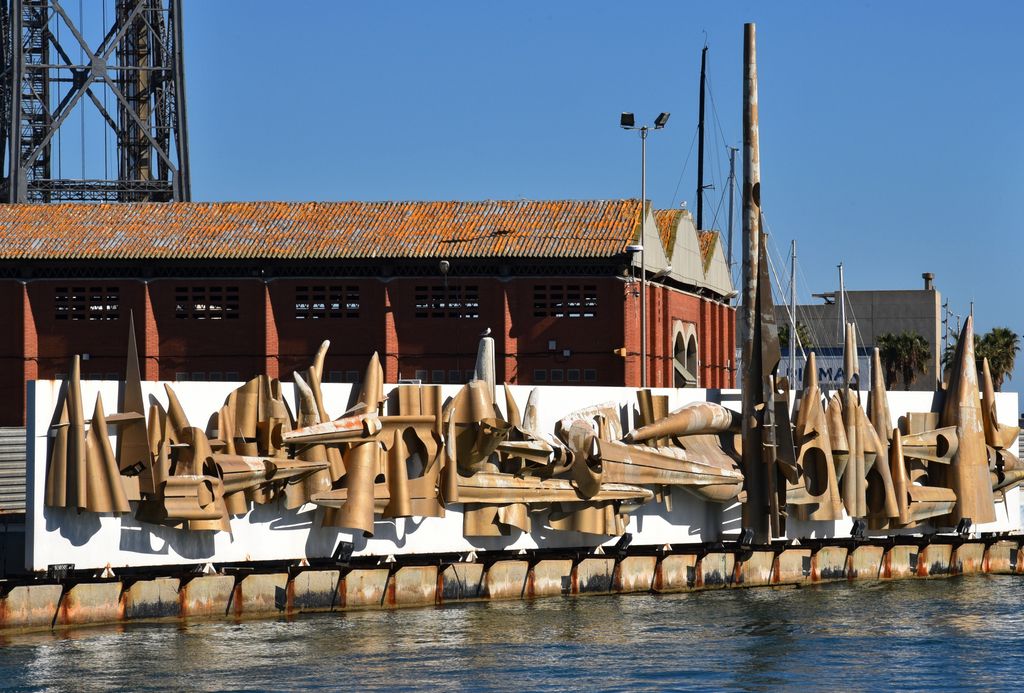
[{"xmin": 0, "ymin": 0, "xmax": 190, "ymax": 203}]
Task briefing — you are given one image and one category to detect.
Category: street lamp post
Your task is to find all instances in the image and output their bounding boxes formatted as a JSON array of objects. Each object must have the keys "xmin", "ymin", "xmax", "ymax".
[{"xmin": 620, "ymin": 112, "xmax": 670, "ymax": 389}]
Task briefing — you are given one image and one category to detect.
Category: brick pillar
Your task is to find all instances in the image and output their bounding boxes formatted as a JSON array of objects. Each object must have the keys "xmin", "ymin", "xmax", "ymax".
[
  {"xmin": 21, "ymin": 283, "xmax": 38, "ymax": 425},
  {"xmin": 142, "ymin": 282, "xmax": 160, "ymax": 381},
  {"xmin": 501, "ymin": 283, "xmax": 517, "ymax": 384},
  {"xmin": 729, "ymin": 305, "xmax": 737, "ymax": 387},
  {"xmin": 623, "ymin": 282, "xmax": 640, "ymax": 387},
  {"xmin": 263, "ymin": 282, "xmax": 279, "ymax": 379},
  {"xmin": 701, "ymin": 299, "xmax": 712, "ymax": 386},
  {"xmin": 383, "ymin": 284, "xmax": 399, "ymax": 383}
]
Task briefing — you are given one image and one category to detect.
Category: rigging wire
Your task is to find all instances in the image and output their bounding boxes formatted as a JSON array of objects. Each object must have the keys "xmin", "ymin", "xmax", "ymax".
[
  {"xmin": 669, "ymin": 125, "xmax": 699, "ymax": 210},
  {"xmin": 705, "ymin": 72, "xmax": 732, "ymax": 230}
]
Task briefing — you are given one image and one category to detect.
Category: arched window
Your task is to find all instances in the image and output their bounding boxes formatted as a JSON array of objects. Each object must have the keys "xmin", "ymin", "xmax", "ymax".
[{"xmin": 673, "ymin": 331, "xmax": 698, "ymax": 387}]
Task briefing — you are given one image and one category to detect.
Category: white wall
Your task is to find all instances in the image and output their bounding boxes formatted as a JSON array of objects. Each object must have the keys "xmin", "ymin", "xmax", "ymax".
[{"xmin": 25, "ymin": 380, "xmax": 1020, "ymax": 571}]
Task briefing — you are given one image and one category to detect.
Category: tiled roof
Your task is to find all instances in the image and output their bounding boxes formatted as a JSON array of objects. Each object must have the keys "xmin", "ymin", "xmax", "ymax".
[
  {"xmin": 654, "ymin": 209, "xmax": 680, "ymax": 253},
  {"xmin": 0, "ymin": 199, "xmax": 644, "ymax": 261},
  {"xmin": 698, "ymin": 230, "xmax": 719, "ymax": 272}
]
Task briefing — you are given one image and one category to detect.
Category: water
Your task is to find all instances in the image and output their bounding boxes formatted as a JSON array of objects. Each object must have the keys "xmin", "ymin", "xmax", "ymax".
[{"xmin": 1, "ymin": 575, "xmax": 1021, "ymax": 691}]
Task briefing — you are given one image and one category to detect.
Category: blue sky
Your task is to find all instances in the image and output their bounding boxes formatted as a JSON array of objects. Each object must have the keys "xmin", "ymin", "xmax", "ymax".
[{"xmin": 183, "ymin": 1, "xmax": 1022, "ymax": 390}]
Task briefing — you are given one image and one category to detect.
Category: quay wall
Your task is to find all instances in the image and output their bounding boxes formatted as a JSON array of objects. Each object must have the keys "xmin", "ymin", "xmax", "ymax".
[{"xmin": 2, "ymin": 537, "xmax": 1021, "ymax": 634}]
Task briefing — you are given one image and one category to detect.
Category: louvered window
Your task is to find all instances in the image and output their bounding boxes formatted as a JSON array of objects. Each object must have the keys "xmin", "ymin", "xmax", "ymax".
[
  {"xmin": 55, "ymin": 286, "xmax": 119, "ymax": 321},
  {"xmin": 533, "ymin": 284, "xmax": 597, "ymax": 318},
  {"xmin": 175, "ymin": 286, "xmax": 239, "ymax": 319},
  {"xmin": 414, "ymin": 285, "xmax": 480, "ymax": 319},
  {"xmin": 294, "ymin": 285, "xmax": 360, "ymax": 319}
]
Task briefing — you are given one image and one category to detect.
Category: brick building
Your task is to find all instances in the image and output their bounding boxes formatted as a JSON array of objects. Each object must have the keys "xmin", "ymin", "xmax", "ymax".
[{"xmin": 0, "ymin": 199, "xmax": 735, "ymax": 425}]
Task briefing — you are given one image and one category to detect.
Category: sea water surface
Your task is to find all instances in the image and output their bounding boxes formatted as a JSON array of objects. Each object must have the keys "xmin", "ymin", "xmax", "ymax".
[{"xmin": 0, "ymin": 575, "xmax": 1021, "ymax": 691}]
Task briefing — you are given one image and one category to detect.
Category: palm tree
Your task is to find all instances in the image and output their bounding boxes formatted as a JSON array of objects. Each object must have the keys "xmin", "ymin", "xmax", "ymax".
[
  {"xmin": 876, "ymin": 331, "xmax": 931, "ymax": 390},
  {"xmin": 941, "ymin": 327, "xmax": 1019, "ymax": 390},
  {"xmin": 779, "ymin": 321, "xmax": 814, "ymax": 352},
  {"xmin": 977, "ymin": 327, "xmax": 1020, "ymax": 390}
]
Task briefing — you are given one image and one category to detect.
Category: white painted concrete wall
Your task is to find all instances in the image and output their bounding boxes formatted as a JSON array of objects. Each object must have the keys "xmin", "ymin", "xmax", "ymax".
[{"xmin": 25, "ymin": 380, "xmax": 1020, "ymax": 572}]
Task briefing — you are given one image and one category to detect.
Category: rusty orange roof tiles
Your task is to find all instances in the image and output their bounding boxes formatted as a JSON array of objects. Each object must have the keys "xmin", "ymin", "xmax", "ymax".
[
  {"xmin": 0, "ymin": 199, "xmax": 646, "ymax": 261},
  {"xmin": 698, "ymin": 230, "xmax": 719, "ymax": 272},
  {"xmin": 654, "ymin": 209, "xmax": 680, "ymax": 253}
]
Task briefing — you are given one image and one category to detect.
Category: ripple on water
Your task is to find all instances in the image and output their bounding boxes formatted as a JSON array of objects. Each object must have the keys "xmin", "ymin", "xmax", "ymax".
[{"xmin": 0, "ymin": 575, "xmax": 1021, "ymax": 691}]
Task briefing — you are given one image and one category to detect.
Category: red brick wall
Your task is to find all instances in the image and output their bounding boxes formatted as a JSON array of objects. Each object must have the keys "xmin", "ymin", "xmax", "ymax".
[
  {"xmin": 28, "ymin": 280, "xmax": 145, "ymax": 380},
  {"xmin": 619, "ymin": 281, "xmax": 736, "ymax": 389},
  {"xmin": 269, "ymin": 279, "xmax": 384, "ymax": 382},
  {"xmin": 0, "ymin": 275, "xmax": 735, "ymax": 425},
  {"xmin": 148, "ymin": 279, "xmax": 266, "ymax": 382},
  {"xmin": 0, "ymin": 283, "xmax": 30, "ymax": 424}
]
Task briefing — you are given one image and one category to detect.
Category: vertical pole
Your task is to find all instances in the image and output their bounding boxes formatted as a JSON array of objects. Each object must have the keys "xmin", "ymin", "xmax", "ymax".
[
  {"xmin": 741, "ymin": 24, "xmax": 760, "ymax": 359},
  {"xmin": 838, "ymin": 262, "xmax": 846, "ymax": 343},
  {"xmin": 740, "ymin": 22, "xmax": 768, "ymax": 543},
  {"xmin": 640, "ymin": 127, "xmax": 648, "ymax": 389},
  {"xmin": 726, "ymin": 146, "xmax": 737, "ymax": 272},
  {"xmin": 171, "ymin": 0, "xmax": 192, "ymax": 201},
  {"xmin": 696, "ymin": 45, "xmax": 708, "ymax": 231},
  {"xmin": 9, "ymin": 0, "xmax": 24, "ymax": 202},
  {"xmin": 790, "ymin": 239, "xmax": 797, "ymax": 383}
]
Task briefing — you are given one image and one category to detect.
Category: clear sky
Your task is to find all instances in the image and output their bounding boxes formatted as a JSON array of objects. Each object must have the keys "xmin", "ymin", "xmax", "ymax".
[{"xmin": 183, "ymin": 1, "xmax": 1022, "ymax": 391}]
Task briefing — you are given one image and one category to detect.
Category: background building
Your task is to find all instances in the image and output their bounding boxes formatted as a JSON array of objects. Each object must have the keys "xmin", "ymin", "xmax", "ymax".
[
  {"xmin": 773, "ymin": 273, "xmax": 942, "ymax": 390},
  {"xmin": 0, "ymin": 199, "xmax": 735, "ymax": 425}
]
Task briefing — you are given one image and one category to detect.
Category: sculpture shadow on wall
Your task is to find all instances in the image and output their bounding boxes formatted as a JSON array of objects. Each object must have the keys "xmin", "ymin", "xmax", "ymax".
[
  {"xmin": 301, "ymin": 515, "xmax": 426, "ymax": 559},
  {"xmin": 117, "ymin": 511, "xmax": 215, "ymax": 559},
  {"xmin": 46, "ymin": 506, "xmax": 101, "ymax": 546}
]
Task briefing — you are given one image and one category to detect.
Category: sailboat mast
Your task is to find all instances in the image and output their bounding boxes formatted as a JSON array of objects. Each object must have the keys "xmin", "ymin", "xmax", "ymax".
[
  {"xmin": 837, "ymin": 262, "xmax": 846, "ymax": 343},
  {"xmin": 696, "ymin": 45, "xmax": 708, "ymax": 230},
  {"xmin": 726, "ymin": 146, "xmax": 737, "ymax": 271},
  {"xmin": 790, "ymin": 240, "xmax": 797, "ymax": 382}
]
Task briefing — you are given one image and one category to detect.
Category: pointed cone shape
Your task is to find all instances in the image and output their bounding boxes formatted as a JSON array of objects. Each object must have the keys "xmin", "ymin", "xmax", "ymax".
[
  {"xmin": 117, "ymin": 311, "xmax": 150, "ymax": 473},
  {"xmin": 938, "ymin": 315, "xmax": 995, "ymax": 524},
  {"xmin": 844, "ymin": 322, "xmax": 859, "ymax": 389},
  {"xmin": 890, "ymin": 429, "xmax": 910, "ymax": 525},
  {"xmin": 356, "ymin": 352, "xmax": 384, "ymax": 415},
  {"xmin": 868, "ymin": 347, "xmax": 892, "ymax": 446},
  {"xmin": 309, "ymin": 340, "xmax": 331, "ymax": 423},
  {"xmin": 803, "ymin": 351, "xmax": 819, "ymax": 391},
  {"xmin": 85, "ymin": 394, "xmax": 131, "ymax": 514},
  {"xmin": 45, "ymin": 395, "xmax": 70, "ymax": 508},
  {"xmin": 504, "ymin": 384, "xmax": 522, "ymax": 428},
  {"xmin": 523, "ymin": 388, "xmax": 541, "ymax": 433},
  {"xmin": 978, "ymin": 357, "xmax": 1015, "ymax": 449},
  {"xmin": 293, "ymin": 371, "xmax": 320, "ymax": 426},
  {"xmin": 163, "ymin": 383, "xmax": 191, "ymax": 437},
  {"xmin": 67, "ymin": 356, "xmax": 87, "ymax": 511}
]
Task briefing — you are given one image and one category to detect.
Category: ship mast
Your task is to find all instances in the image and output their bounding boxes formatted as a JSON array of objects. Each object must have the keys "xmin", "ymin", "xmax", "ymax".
[
  {"xmin": 696, "ymin": 44, "xmax": 708, "ymax": 231},
  {"xmin": 739, "ymin": 22, "xmax": 798, "ymax": 543}
]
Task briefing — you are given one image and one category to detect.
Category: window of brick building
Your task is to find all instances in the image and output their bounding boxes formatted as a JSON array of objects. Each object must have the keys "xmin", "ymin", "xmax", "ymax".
[
  {"xmin": 584, "ymin": 368, "xmax": 598, "ymax": 383},
  {"xmin": 533, "ymin": 369, "xmax": 547, "ymax": 382},
  {"xmin": 175, "ymin": 286, "xmax": 239, "ymax": 320},
  {"xmin": 55, "ymin": 286, "xmax": 120, "ymax": 320},
  {"xmin": 414, "ymin": 284, "xmax": 480, "ymax": 319},
  {"xmin": 532, "ymin": 284, "xmax": 597, "ymax": 318},
  {"xmin": 294, "ymin": 285, "xmax": 360, "ymax": 319}
]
